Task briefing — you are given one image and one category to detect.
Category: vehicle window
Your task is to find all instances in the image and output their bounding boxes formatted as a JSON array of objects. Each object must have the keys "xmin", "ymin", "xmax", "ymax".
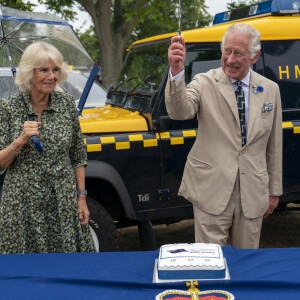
[
  {"xmin": 116, "ymin": 41, "xmax": 169, "ymax": 93},
  {"xmin": 108, "ymin": 40, "xmax": 170, "ymax": 113},
  {"xmin": 263, "ymin": 40, "xmax": 300, "ymax": 110},
  {"xmin": 159, "ymin": 44, "xmax": 221, "ymax": 119},
  {"xmin": 184, "ymin": 45, "xmax": 222, "ymax": 84}
]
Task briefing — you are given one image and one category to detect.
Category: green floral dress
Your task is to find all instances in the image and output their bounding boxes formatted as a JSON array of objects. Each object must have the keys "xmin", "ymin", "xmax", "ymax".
[{"xmin": 0, "ymin": 91, "xmax": 96, "ymax": 254}]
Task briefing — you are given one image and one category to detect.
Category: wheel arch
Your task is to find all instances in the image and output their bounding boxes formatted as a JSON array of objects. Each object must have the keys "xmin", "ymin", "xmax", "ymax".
[{"xmin": 85, "ymin": 160, "xmax": 136, "ymax": 220}]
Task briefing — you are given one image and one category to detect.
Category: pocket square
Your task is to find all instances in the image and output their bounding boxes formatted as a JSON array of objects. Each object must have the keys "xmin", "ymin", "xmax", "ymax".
[{"xmin": 261, "ymin": 102, "xmax": 273, "ymax": 113}]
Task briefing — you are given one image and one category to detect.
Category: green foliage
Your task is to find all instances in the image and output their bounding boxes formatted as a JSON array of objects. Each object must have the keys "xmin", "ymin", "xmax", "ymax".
[
  {"xmin": 129, "ymin": 0, "xmax": 212, "ymax": 45},
  {"xmin": 0, "ymin": 0, "xmax": 76, "ymax": 20},
  {"xmin": 226, "ymin": 0, "xmax": 261, "ymax": 10},
  {"xmin": 76, "ymin": 26, "xmax": 101, "ymax": 63},
  {"xmin": 38, "ymin": 0, "xmax": 76, "ymax": 21},
  {"xmin": 0, "ymin": 0, "xmax": 35, "ymax": 10}
]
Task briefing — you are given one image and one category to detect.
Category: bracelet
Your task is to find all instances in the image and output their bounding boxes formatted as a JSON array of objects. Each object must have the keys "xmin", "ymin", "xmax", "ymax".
[{"xmin": 11, "ymin": 141, "xmax": 21, "ymax": 156}]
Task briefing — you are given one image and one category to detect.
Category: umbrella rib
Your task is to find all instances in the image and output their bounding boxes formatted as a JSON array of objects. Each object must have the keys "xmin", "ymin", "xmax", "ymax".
[
  {"xmin": 4, "ymin": 21, "xmax": 29, "ymax": 40},
  {"xmin": 7, "ymin": 43, "xmax": 25, "ymax": 55}
]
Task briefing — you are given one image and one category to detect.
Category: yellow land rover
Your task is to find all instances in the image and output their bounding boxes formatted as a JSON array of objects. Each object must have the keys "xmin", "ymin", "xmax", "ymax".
[{"xmin": 77, "ymin": 0, "xmax": 300, "ymax": 251}]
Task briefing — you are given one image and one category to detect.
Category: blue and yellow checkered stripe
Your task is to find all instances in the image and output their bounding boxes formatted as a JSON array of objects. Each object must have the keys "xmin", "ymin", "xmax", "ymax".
[
  {"xmin": 282, "ymin": 121, "xmax": 300, "ymax": 134},
  {"xmin": 84, "ymin": 130, "xmax": 197, "ymax": 152},
  {"xmin": 84, "ymin": 123, "xmax": 299, "ymax": 152}
]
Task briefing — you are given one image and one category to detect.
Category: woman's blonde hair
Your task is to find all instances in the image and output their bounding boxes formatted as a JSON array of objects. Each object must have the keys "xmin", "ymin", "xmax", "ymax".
[{"xmin": 15, "ymin": 41, "xmax": 68, "ymax": 92}]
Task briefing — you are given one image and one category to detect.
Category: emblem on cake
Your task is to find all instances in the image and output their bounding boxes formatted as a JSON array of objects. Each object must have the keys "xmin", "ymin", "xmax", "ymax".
[{"xmin": 168, "ymin": 248, "xmax": 188, "ymax": 253}]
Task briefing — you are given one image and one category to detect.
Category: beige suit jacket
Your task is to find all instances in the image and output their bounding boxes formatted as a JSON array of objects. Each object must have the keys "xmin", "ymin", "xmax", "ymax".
[{"xmin": 165, "ymin": 68, "xmax": 282, "ymax": 219}]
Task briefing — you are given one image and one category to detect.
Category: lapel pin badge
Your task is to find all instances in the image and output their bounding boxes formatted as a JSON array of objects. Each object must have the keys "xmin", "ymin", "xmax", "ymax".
[{"xmin": 253, "ymin": 85, "xmax": 264, "ymax": 94}]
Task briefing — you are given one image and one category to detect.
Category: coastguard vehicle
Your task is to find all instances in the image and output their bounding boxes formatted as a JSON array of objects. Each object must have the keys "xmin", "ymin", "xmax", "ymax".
[{"xmin": 70, "ymin": 0, "xmax": 300, "ymax": 251}]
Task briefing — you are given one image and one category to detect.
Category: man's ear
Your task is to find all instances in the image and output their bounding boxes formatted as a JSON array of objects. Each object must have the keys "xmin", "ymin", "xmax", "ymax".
[{"xmin": 251, "ymin": 51, "xmax": 261, "ymax": 64}]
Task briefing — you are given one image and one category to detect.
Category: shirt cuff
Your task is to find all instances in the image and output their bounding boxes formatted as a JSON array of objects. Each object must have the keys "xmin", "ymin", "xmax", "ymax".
[{"xmin": 169, "ymin": 69, "xmax": 184, "ymax": 82}]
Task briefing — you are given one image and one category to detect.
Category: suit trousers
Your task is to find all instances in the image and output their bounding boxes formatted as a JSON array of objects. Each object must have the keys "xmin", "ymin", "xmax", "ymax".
[{"xmin": 193, "ymin": 172, "xmax": 263, "ymax": 249}]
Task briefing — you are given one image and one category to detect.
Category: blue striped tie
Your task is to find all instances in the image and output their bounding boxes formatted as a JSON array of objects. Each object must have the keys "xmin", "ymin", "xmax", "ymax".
[{"xmin": 235, "ymin": 81, "xmax": 247, "ymax": 147}]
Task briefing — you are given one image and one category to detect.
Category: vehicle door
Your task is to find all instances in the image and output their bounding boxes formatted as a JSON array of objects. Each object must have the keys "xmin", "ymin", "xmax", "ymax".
[
  {"xmin": 258, "ymin": 40, "xmax": 300, "ymax": 203},
  {"xmin": 156, "ymin": 43, "xmax": 222, "ymax": 217}
]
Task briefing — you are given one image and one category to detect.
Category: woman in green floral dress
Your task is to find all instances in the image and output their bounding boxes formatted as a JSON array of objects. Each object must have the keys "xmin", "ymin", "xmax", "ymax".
[{"xmin": 0, "ymin": 42, "xmax": 95, "ymax": 254}]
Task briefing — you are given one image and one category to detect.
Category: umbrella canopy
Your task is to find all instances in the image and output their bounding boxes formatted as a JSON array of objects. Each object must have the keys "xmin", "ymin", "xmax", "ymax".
[{"xmin": 0, "ymin": 5, "xmax": 100, "ymax": 113}]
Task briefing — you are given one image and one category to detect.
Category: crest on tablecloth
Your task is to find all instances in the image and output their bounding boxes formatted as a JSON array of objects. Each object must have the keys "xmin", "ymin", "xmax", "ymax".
[{"xmin": 155, "ymin": 281, "xmax": 235, "ymax": 300}]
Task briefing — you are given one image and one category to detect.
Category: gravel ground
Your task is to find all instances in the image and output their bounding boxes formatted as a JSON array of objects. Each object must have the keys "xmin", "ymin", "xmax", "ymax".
[{"xmin": 118, "ymin": 203, "xmax": 300, "ymax": 251}]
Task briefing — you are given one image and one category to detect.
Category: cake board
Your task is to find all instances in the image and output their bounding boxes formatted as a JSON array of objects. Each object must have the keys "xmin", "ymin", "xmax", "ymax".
[{"xmin": 152, "ymin": 258, "xmax": 230, "ymax": 283}]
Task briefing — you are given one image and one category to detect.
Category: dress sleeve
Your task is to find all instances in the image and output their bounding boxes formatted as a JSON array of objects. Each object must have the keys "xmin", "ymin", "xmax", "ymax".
[
  {"xmin": 67, "ymin": 95, "xmax": 87, "ymax": 169},
  {"xmin": 0, "ymin": 100, "xmax": 11, "ymax": 151}
]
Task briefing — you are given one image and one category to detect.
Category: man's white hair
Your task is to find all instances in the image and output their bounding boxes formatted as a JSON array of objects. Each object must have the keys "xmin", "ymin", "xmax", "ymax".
[{"xmin": 221, "ymin": 23, "xmax": 261, "ymax": 59}]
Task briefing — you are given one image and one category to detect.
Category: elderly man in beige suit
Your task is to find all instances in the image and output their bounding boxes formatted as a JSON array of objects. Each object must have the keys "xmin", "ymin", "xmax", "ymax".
[{"xmin": 166, "ymin": 23, "xmax": 282, "ymax": 249}]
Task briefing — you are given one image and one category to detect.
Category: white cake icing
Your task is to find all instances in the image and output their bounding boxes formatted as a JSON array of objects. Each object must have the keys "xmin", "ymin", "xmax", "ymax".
[{"xmin": 157, "ymin": 243, "xmax": 225, "ymax": 280}]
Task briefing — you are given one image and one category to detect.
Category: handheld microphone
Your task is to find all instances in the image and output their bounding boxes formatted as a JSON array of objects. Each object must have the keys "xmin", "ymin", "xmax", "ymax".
[{"xmin": 27, "ymin": 117, "xmax": 44, "ymax": 153}]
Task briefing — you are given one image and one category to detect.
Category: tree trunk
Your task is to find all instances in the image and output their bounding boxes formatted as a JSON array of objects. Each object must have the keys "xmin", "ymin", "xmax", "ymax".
[{"xmin": 77, "ymin": 0, "xmax": 146, "ymax": 89}]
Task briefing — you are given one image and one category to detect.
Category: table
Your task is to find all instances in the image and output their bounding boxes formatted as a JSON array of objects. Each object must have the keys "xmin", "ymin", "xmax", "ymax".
[{"xmin": 0, "ymin": 246, "xmax": 300, "ymax": 299}]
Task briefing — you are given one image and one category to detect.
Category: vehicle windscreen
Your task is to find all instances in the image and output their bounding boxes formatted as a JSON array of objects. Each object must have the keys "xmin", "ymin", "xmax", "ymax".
[{"xmin": 107, "ymin": 40, "xmax": 170, "ymax": 113}]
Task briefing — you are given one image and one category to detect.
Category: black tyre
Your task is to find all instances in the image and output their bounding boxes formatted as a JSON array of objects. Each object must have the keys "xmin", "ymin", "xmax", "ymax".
[{"xmin": 87, "ymin": 197, "xmax": 119, "ymax": 252}]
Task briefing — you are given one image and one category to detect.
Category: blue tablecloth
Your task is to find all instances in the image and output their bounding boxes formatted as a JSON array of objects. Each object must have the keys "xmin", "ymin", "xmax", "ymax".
[{"xmin": 0, "ymin": 246, "xmax": 300, "ymax": 299}]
